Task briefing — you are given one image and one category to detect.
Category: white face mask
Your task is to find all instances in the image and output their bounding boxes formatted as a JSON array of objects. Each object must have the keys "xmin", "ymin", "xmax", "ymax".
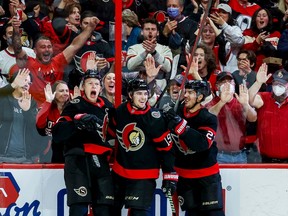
[
  {"xmin": 272, "ymin": 85, "xmax": 286, "ymax": 96},
  {"xmin": 219, "ymin": 83, "xmax": 235, "ymax": 94}
]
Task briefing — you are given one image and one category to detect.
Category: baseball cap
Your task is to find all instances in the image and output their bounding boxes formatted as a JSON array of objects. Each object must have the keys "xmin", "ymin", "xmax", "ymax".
[
  {"xmin": 217, "ymin": 3, "xmax": 232, "ymax": 14},
  {"xmin": 216, "ymin": 72, "xmax": 233, "ymax": 82},
  {"xmin": 273, "ymin": 69, "xmax": 288, "ymax": 84},
  {"xmin": 171, "ymin": 74, "xmax": 184, "ymax": 85}
]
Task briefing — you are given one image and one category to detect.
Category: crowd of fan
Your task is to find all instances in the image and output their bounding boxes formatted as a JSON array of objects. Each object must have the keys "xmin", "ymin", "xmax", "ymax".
[{"xmin": 0, "ymin": 0, "xmax": 288, "ymax": 164}]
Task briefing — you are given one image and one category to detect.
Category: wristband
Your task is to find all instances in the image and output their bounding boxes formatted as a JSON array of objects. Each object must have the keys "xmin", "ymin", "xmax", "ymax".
[
  {"xmin": 151, "ymin": 50, "xmax": 157, "ymax": 56},
  {"xmin": 163, "ymin": 173, "xmax": 179, "ymax": 181},
  {"xmin": 175, "ymin": 119, "xmax": 187, "ymax": 135}
]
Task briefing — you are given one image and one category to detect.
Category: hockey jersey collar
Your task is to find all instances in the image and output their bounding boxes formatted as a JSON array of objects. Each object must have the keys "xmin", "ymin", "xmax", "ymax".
[
  {"xmin": 127, "ymin": 102, "xmax": 150, "ymax": 115},
  {"xmin": 83, "ymin": 95, "xmax": 106, "ymax": 108},
  {"xmin": 183, "ymin": 106, "xmax": 202, "ymax": 118}
]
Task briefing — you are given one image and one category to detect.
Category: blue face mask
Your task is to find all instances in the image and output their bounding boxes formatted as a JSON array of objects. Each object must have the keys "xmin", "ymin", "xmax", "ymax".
[{"xmin": 167, "ymin": 7, "xmax": 180, "ymax": 19}]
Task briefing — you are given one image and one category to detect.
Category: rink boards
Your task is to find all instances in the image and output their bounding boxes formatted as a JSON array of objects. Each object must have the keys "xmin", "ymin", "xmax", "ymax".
[{"xmin": 0, "ymin": 164, "xmax": 288, "ymax": 216}]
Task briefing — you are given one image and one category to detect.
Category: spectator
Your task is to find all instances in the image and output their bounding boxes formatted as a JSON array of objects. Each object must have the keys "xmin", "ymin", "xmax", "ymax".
[
  {"xmin": 0, "ymin": 23, "xmax": 35, "ymax": 87},
  {"xmin": 232, "ymin": 49, "xmax": 261, "ymax": 163},
  {"xmin": 9, "ymin": 0, "xmax": 48, "ymax": 47},
  {"xmin": 158, "ymin": 74, "xmax": 185, "ymax": 111},
  {"xmin": 11, "ymin": 14, "xmax": 99, "ymax": 106},
  {"xmin": 160, "ymin": 0, "xmax": 198, "ymax": 73},
  {"xmin": 126, "ymin": 18, "xmax": 172, "ymax": 91},
  {"xmin": 121, "ymin": 0, "xmax": 161, "ymax": 24},
  {"xmin": 38, "ymin": 2, "xmax": 82, "ymax": 55},
  {"xmin": 185, "ymin": 43, "xmax": 219, "ymax": 92},
  {"xmin": 79, "ymin": 0, "xmax": 115, "ymax": 41},
  {"xmin": 277, "ymin": 28, "xmax": 288, "ymax": 68},
  {"xmin": 0, "ymin": 69, "xmax": 47, "ymax": 163},
  {"xmin": 36, "ymin": 81, "xmax": 78, "ymax": 163},
  {"xmin": 100, "ymin": 64, "xmax": 115, "ymax": 105},
  {"xmin": 249, "ymin": 64, "xmax": 288, "ymax": 163},
  {"xmin": 269, "ymin": 0, "xmax": 288, "ymax": 31},
  {"xmin": 122, "ymin": 8, "xmax": 141, "ymax": 51},
  {"xmin": 182, "ymin": 0, "xmax": 204, "ymax": 23},
  {"xmin": 52, "ymin": 70, "xmax": 114, "ymax": 215},
  {"xmin": 232, "ymin": 49, "xmax": 257, "ymax": 93},
  {"xmin": 108, "ymin": 79, "xmax": 177, "ymax": 215},
  {"xmin": 242, "ymin": 8, "xmax": 281, "ymax": 71},
  {"xmin": 164, "ymin": 80, "xmax": 225, "ymax": 215},
  {"xmin": 68, "ymin": 10, "xmax": 113, "ymax": 89},
  {"xmin": 209, "ymin": 3, "xmax": 245, "ymax": 73},
  {"xmin": 53, "ymin": 0, "xmax": 81, "ymax": 32},
  {"xmin": 207, "ymin": 72, "xmax": 257, "ymax": 163},
  {"xmin": 228, "ymin": 0, "xmax": 261, "ymax": 31}
]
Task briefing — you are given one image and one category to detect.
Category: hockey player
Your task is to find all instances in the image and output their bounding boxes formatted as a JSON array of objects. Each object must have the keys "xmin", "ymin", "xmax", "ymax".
[
  {"xmin": 52, "ymin": 70, "xmax": 114, "ymax": 216},
  {"xmin": 108, "ymin": 79, "xmax": 178, "ymax": 216},
  {"xmin": 164, "ymin": 80, "xmax": 225, "ymax": 216}
]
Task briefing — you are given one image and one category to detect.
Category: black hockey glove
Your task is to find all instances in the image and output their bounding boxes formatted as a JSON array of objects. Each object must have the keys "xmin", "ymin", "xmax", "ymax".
[
  {"xmin": 162, "ymin": 172, "xmax": 178, "ymax": 196},
  {"xmin": 74, "ymin": 113, "xmax": 103, "ymax": 132},
  {"xmin": 163, "ymin": 109, "xmax": 187, "ymax": 136}
]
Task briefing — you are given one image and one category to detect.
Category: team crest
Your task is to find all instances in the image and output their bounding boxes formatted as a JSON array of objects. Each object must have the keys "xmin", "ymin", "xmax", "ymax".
[
  {"xmin": 70, "ymin": 98, "xmax": 80, "ymax": 104},
  {"xmin": 151, "ymin": 111, "xmax": 161, "ymax": 118},
  {"xmin": 277, "ymin": 71, "xmax": 283, "ymax": 78},
  {"xmin": 172, "ymin": 134, "xmax": 196, "ymax": 155},
  {"xmin": 117, "ymin": 123, "xmax": 145, "ymax": 152},
  {"xmin": 74, "ymin": 51, "xmax": 95, "ymax": 73},
  {"xmin": 74, "ymin": 186, "xmax": 87, "ymax": 197}
]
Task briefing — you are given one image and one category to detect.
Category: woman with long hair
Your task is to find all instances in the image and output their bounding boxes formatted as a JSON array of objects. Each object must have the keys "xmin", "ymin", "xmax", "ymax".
[{"xmin": 242, "ymin": 8, "xmax": 281, "ymax": 71}]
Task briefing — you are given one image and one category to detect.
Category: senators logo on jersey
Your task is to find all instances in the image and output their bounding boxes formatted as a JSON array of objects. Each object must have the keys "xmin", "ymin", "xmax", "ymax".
[{"xmin": 116, "ymin": 123, "xmax": 145, "ymax": 152}]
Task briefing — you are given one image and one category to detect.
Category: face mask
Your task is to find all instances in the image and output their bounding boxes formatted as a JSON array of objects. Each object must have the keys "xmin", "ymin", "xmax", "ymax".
[
  {"xmin": 167, "ymin": 7, "xmax": 180, "ymax": 19},
  {"xmin": 6, "ymin": 37, "xmax": 12, "ymax": 46},
  {"xmin": 272, "ymin": 85, "xmax": 286, "ymax": 96},
  {"xmin": 219, "ymin": 83, "xmax": 235, "ymax": 94}
]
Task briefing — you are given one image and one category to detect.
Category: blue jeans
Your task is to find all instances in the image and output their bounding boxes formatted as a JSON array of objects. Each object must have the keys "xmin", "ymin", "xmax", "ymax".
[{"xmin": 217, "ymin": 150, "xmax": 247, "ymax": 164}]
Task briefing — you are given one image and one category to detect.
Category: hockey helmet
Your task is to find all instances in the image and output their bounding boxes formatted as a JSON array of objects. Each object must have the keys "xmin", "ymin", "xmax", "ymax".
[
  {"xmin": 82, "ymin": 69, "xmax": 102, "ymax": 82},
  {"xmin": 127, "ymin": 79, "xmax": 149, "ymax": 93},
  {"xmin": 185, "ymin": 80, "xmax": 211, "ymax": 98}
]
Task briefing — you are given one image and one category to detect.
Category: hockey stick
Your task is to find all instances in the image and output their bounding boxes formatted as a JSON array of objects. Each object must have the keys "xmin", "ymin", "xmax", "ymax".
[
  {"xmin": 167, "ymin": 190, "xmax": 177, "ymax": 216},
  {"xmin": 173, "ymin": 0, "xmax": 214, "ymax": 112},
  {"xmin": 154, "ymin": 54, "xmax": 180, "ymax": 108}
]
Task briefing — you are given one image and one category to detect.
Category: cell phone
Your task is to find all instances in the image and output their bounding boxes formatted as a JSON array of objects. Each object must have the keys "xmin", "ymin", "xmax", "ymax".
[
  {"xmin": 16, "ymin": 8, "xmax": 22, "ymax": 21},
  {"xmin": 260, "ymin": 28, "xmax": 269, "ymax": 35}
]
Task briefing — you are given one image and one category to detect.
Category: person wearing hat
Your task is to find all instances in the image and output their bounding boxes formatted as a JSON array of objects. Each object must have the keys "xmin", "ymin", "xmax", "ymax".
[
  {"xmin": 206, "ymin": 71, "xmax": 257, "ymax": 163},
  {"xmin": 249, "ymin": 63, "xmax": 288, "ymax": 163},
  {"xmin": 158, "ymin": 74, "xmax": 184, "ymax": 111},
  {"xmin": 52, "ymin": 69, "xmax": 114, "ymax": 215},
  {"xmin": 208, "ymin": 3, "xmax": 245, "ymax": 73}
]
